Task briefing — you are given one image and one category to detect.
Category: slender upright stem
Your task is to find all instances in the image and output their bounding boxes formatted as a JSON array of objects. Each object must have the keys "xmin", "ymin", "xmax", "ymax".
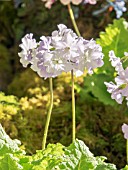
[
  {"xmin": 67, "ymin": 3, "xmax": 81, "ymax": 142},
  {"xmin": 126, "ymin": 139, "xmax": 128, "ymax": 165},
  {"xmin": 67, "ymin": 3, "xmax": 81, "ymax": 37},
  {"xmin": 71, "ymin": 70, "xmax": 75, "ymax": 142},
  {"xmin": 42, "ymin": 78, "xmax": 53, "ymax": 150}
]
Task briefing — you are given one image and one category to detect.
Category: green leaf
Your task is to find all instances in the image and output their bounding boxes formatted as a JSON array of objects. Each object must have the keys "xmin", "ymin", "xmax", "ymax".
[
  {"xmin": 0, "ymin": 125, "xmax": 117, "ymax": 170},
  {"xmin": 96, "ymin": 18, "xmax": 128, "ymax": 74},
  {"xmin": 95, "ymin": 163, "xmax": 117, "ymax": 170},
  {"xmin": 0, "ymin": 153, "xmax": 23, "ymax": 170},
  {"xmin": 82, "ymin": 73, "xmax": 117, "ymax": 106},
  {"xmin": 0, "ymin": 124, "xmax": 21, "ymax": 156},
  {"xmin": 122, "ymin": 165, "xmax": 128, "ymax": 170},
  {"xmin": 81, "ymin": 18, "xmax": 128, "ymax": 106}
]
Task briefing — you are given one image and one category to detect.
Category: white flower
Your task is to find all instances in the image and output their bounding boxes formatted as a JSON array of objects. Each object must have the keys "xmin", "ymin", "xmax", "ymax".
[
  {"xmin": 18, "ymin": 33, "xmax": 37, "ymax": 67},
  {"xmin": 104, "ymin": 51, "xmax": 128, "ymax": 106}
]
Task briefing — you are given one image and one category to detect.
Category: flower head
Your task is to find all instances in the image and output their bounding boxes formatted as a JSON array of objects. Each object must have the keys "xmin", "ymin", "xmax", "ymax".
[{"xmin": 18, "ymin": 24, "xmax": 104, "ymax": 79}]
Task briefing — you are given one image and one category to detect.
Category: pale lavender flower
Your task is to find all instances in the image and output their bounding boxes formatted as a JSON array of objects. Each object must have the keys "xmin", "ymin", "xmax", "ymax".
[
  {"xmin": 42, "ymin": 0, "xmax": 55, "ymax": 9},
  {"xmin": 104, "ymin": 51, "xmax": 128, "ymax": 106},
  {"xmin": 109, "ymin": 50, "xmax": 124, "ymax": 73},
  {"xmin": 104, "ymin": 81, "xmax": 123, "ymax": 104},
  {"xmin": 122, "ymin": 123, "xmax": 128, "ymax": 139},
  {"xmin": 19, "ymin": 24, "xmax": 104, "ymax": 79},
  {"xmin": 60, "ymin": 0, "xmax": 82, "ymax": 5},
  {"xmin": 18, "ymin": 33, "xmax": 37, "ymax": 67},
  {"xmin": 74, "ymin": 38, "xmax": 104, "ymax": 76},
  {"xmin": 83, "ymin": 0, "xmax": 97, "ymax": 5}
]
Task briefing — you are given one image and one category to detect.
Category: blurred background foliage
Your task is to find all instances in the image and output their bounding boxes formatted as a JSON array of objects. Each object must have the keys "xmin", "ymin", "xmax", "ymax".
[{"xmin": 0, "ymin": 0, "xmax": 128, "ymax": 169}]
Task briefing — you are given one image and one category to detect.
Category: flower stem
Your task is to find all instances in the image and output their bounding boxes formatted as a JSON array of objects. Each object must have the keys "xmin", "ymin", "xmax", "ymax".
[
  {"xmin": 42, "ymin": 78, "xmax": 53, "ymax": 150},
  {"xmin": 67, "ymin": 3, "xmax": 81, "ymax": 37},
  {"xmin": 71, "ymin": 70, "xmax": 75, "ymax": 142},
  {"xmin": 126, "ymin": 139, "xmax": 128, "ymax": 165},
  {"xmin": 67, "ymin": 3, "xmax": 81, "ymax": 143}
]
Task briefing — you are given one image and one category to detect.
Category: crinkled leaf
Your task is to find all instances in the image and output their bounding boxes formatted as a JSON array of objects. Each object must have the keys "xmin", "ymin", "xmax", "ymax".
[
  {"xmin": 96, "ymin": 18, "xmax": 128, "ymax": 74},
  {"xmin": 0, "ymin": 153, "xmax": 23, "ymax": 170},
  {"xmin": 0, "ymin": 126, "xmax": 117, "ymax": 170},
  {"xmin": 0, "ymin": 124, "xmax": 21, "ymax": 156}
]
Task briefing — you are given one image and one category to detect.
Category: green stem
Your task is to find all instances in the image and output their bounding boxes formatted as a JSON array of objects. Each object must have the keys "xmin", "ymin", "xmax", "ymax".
[
  {"xmin": 42, "ymin": 78, "xmax": 53, "ymax": 150},
  {"xmin": 126, "ymin": 139, "xmax": 128, "ymax": 165},
  {"xmin": 67, "ymin": 3, "xmax": 81, "ymax": 143},
  {"xmin": 67, "ymin": 3, "xmax": 81, "ymax": 37},
  {"xmin": 71, "ymin": 70, "xmax": 75, "ymax": 142}
]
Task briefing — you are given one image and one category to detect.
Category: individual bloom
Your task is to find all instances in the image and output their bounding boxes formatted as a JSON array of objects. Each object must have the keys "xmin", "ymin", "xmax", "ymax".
[
  {"xmin": 60, "ymin": 0, "xmax": 82, "ymax": 5},
  {"xmin": 104, "ymin": 81, "xmax": 123, "ymax": 104},
  {"xmin": 122, "ymin": 123, "xmax": 128, "ymax": 139},
  {"xmin": 115, "ymin": 68, "xmax": 128, "ymax": 96},
  {"xmin": 51, "ymin": 24, "xmax": 79, "ymax": 60},
  {"xmin": 38, "ymin": 36, "xmax": 52, "ymax": 52},
  {"xmin": 33, "ymin": 50, "xmax": 71, "ymax": 79},
  {"xmin": 74, "ymin": 38, "xmax": 104, "ymax": 75},
  {"xmin": 109, "ymin": 50, "xmax": 124, "ymax": 73},
  {"xmin": 51, "ymin": 24, "xmax": 77, "ymax": 47},
  {"xmin": 83, "ymin": 0, "xmax": 97, "ymax": 5},
  {"xmin": 42, "ymin": 0, "xmax": 55, "ymax": 9},
  {"xmin": 18, "ymin": 33, "xmax": 37, "ymax": 67}
]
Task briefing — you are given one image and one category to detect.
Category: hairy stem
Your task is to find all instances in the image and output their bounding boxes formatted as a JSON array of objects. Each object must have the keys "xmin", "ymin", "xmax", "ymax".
[
  {"xmin": 67, "ymin": 3, "xmax": 81, "ymax": 37},
  {"xmin": 42, "ymin": 78, "xmax": 53, "ymax": 149},
  {"xmin": 71, "ymin": 70, "xmax": 76, "ymax": 142}
]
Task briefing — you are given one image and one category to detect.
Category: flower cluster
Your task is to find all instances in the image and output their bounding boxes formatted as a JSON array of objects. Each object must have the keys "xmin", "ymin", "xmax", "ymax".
[
  {"xmin": 104, "ymin": 51, "xmax": 128, "ymax": 106},
  {"xmin": 18, "ymin": 24, "xmax": 104, "ymax": 79}
]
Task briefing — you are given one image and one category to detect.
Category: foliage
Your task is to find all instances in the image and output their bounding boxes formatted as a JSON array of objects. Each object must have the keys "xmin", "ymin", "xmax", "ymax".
[
  {"xmin": 0, "ymin": 92, "xmax": 19, "ymax": 120},
  {"xmin": 0, "ymin": 124, "xmax": 118, "ymax": 170},
  {"xmin": 1, "ymin": 1, "xmax": 128, "ymax": 169},
  {"xmin": 81, "ymin": 18, "xmax": 128, "ymax": 106},
  {"xmin": 0, "ymin": 69, "xmax": 126, "ymax": 168}
]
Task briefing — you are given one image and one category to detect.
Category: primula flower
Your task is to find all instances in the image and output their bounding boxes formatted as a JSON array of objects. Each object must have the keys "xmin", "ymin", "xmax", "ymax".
[
  {"xmin": 42, "ymin": 0, "xmax": 55, "ymax": 9},
  {"xmin": 18, "ymin": 24, "xmax": 104, "ymax": 79},
  {"xmin": 104, "ymin": 50, "xmax": 128, "ymax": 106},
  {"xmin": 122, "ymin": 123, "xmax": 128, "ymax": 139},
  {"xmin": 60, "ymin": 0, "xmax": 82, "ymax": 5},
  {"xmin": 18, "ymin": 34, "xmax": 37, "ymax": 67},
  {"xmin": 83, "ymin": 0, "xmax": 97, "ymax": 5}
]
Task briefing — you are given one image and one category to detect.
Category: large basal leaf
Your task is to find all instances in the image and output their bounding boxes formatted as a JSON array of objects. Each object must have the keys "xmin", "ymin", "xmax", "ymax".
[
  {"xmin": 48, "ymin": 139, "xmax": 117, "ymax": 170},
  {"xmin": 0, "ymin": 124, "xmax": 21, "ymax": 156},
  {"xmin": 96, "ymin": 18, "xmax": 128, "ymax": 74},
  {"xmin": 81, "ymin": 73, "xmax": 117, "ymax": 106},
  {"xmin": 0, "ymin": 125, "xmax": 118, "ymax": 169},
  {"xmin": 0, "ymin": 153, "xmax": 23, "ymax": 170}
]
